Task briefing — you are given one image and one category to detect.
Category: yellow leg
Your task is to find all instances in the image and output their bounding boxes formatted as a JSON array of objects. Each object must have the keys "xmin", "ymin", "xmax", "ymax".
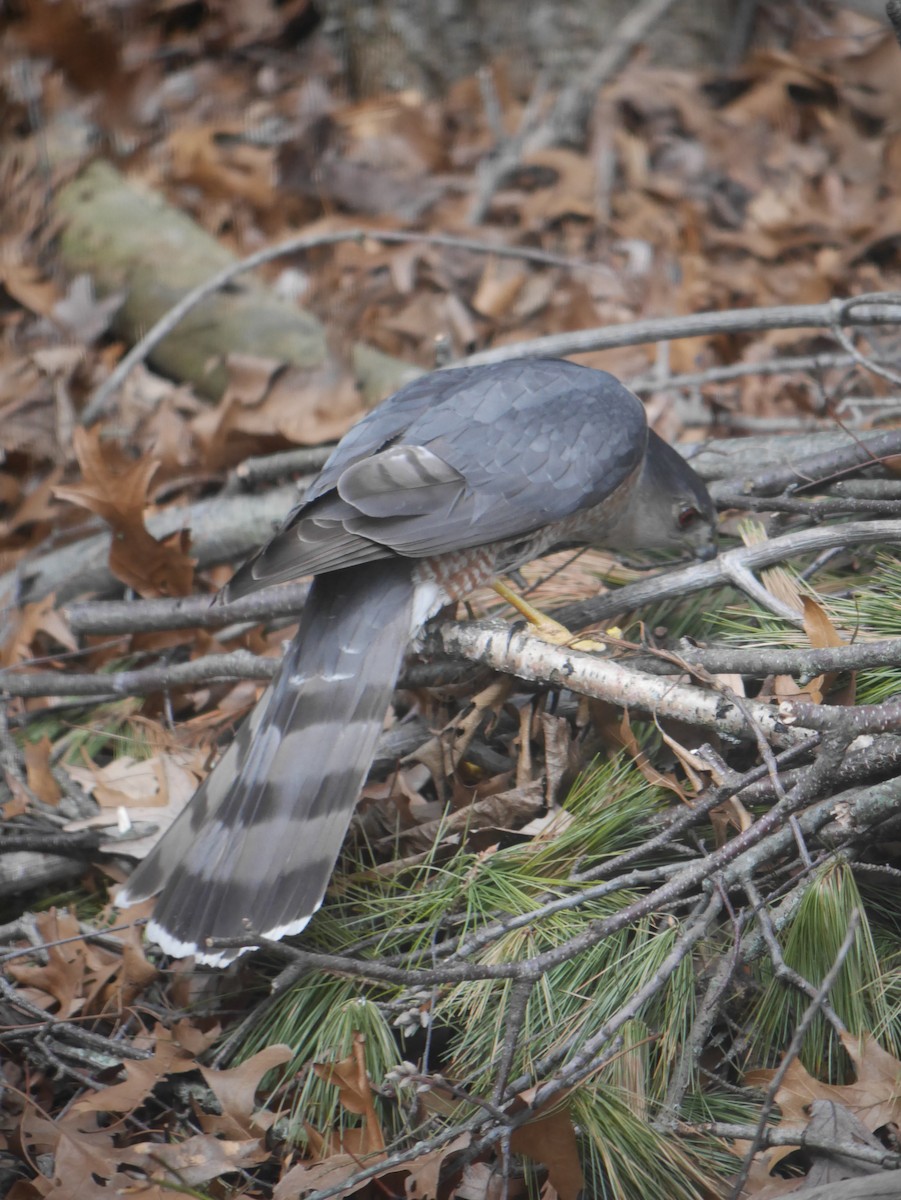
[{"xmin": 492, "ymin": 579, "xmax": 616, "ymax": 651}]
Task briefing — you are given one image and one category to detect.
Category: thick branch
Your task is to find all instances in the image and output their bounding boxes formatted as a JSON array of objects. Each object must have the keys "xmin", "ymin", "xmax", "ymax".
[
  {"xmin": 555, "ymin": 519, "xmax": 901, "ymax": 629},
  {"xmin": 435, "ymin": 619, "xmax": 808, "ymax": 745}
]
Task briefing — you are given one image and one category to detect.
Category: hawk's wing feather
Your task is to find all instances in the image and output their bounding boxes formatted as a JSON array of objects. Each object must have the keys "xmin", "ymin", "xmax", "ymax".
[{"xmin": 226, "ymin": 359, "xmax": 647, "ymax": 598}]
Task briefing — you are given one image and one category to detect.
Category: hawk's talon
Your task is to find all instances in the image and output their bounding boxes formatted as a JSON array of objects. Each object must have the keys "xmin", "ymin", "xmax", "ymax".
[{"xmin": 492, "ymin": 578, "xmax": 608, "ymax": 652}]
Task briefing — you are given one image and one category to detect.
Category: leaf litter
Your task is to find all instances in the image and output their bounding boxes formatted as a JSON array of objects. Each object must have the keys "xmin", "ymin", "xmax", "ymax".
[{"xmin": 3, "ymin": 2, "xmax": 901, "ymax": 1197}]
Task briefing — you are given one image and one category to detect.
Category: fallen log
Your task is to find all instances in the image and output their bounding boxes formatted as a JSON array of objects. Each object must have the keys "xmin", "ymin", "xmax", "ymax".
[{"xmin": 56, "ymin": 161, "xmax": 412, "ymax": 408}]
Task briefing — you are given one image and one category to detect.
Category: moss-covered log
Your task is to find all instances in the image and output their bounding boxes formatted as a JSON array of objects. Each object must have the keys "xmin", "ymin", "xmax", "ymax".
[{"xmin": 56, "ymin": 161, "xmax": 413, "ymax": 406}]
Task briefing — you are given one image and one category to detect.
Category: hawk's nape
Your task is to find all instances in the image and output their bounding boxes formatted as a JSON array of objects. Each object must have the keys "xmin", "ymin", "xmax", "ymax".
[{"xmin": 117, "ymin": 358, "xmax": 717, "ymax": 965}]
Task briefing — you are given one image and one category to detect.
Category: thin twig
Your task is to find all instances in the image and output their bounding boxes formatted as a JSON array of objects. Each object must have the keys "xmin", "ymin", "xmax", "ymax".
[
  {"xmin": 461, "ymin": 297, "xmax": 901, "ymax": 369},
  {"xmin": 491, "ymin": 974, "xmax": 539, "ymax": 1106},
  {"xmin": 0, "ymin": 650, "xmax": 278, "ymax": 699},
  {"xmin": 628, "ymin": 350, "xmax": 877, "ymax": 394},
  {"xmin": 829, "ymin": 293, "xmax": 901, "ymax": 389},
  {"xmin": 742, "ymin": 876, "xmax": 847, "ymax": 1037}
]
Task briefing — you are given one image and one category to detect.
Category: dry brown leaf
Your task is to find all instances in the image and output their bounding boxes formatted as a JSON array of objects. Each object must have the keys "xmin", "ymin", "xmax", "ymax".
[
  {"xmin": 131, "ymin": 1132, "xmax": 269, "ymax": 1185},
  {"xmin": 800, "ymin": 595, "xmax": 854, "ymax": 706},
  {"xmin": 312, "ymin": 1034, "xmax": 386, "ymax": 1156},
  {"xmin": 0, "ymin": 466, "xmax": 65, "ymax": 538},
  {"xmin": 0, "ymin": 261, "xmax": 61, "ymax": 317},
  {"xmin": 404, "ymin": 1132, "xmax": 472, "ymax": 1199},
  {"xmin": 139, "ymin": 391, "xmax": 199, "ymax": 476},
  {"xmin": 2, "ymin": 787, "xmax": 29, "ymax": 819},
  {"xmin": 264, "ymin": 362, "xmax": 363, "ymax": 445},
  {"xmin": 517, "ymin": 149, "xmax": 597, "ymax": 228},
  {"xmin": 20, "ymin": 1108, "xmax": 126, "ymax": 1200},
  {"xmin": 73, "ymin": 1030, "xmax": 197, "ymax": 1114},
  {"xmin": 66, "ymin": 754, "xmax": 167, "ymax": 809},
  {"xmin": 1, "ymin": 594, "xmax": 77, "ymax": 667},
  {"xmin": 393, "ymin": 782, "xmax": 545, "ymax": 855},
  {"xmin": 193, "ymin": 355, "xmax": 364, "ymax": 468},
  {"xmin": 168, "ymin": 123, "xmax": 276, "ymax": 208},
  {"xmin": 198, "ymin": 1043, "xmax": 293, "ymax": 1137},
  {"xmin": 740, "ymin": 522, "xmax": 803, "ymax": 616},
  {"xmin": 590, "ymin": 700, "xmax": 688, "ymax": 801},
  {"xmin": 508, "ymin": 1090, "xmax": 584, "ymax": 1200},
  {"xmin": 774, "ymin": 595, "xmax": 849, "ymax": 704},
  {"xmin": 55, "ymin": 426, "xmax": 156, "ymax": 529},
  {"xmin": 655, "ymin": 721, "xmax": 707, "ymax": 794},
  {"xmin": 11, "ymin": 0, "xmax": 128, "ymax": 98},
  {"xmin": 275, "ymin": 1155, "xmax": 383, "ymax": 1200},
  {"xmin": 709, "ymin": 795, "xmax": 754, "ymax": 846},
  {"xmin": 24, "ymin": 737, "xmax": 61, "ymax": 806},
  {"xmin": 171, "ymin": 1015, "xmax": 222, "ymax": 1057},
  {"xmin": 744, "ymin": 1032, "xmax": 901, "ymax": 1176},
  {"xmin": 96, "ymin": 749, "xmax": 205, "ymax": 859},
  {"xmin": 472, "ymin": 259, "xmax": 528, "ymax": 320},
  {"xmin": 55, "ymin": 428, "xmax": 195, "ymax": 597},
  {"xmin": 803, "ymin": 595, "xmax": 844, "ymax": 647},
  {"xmin": 457, "ymin": 1161, "xmax": 526, "ymax": 1199},
  {"xmin": 7, "ymin": 910, "xmax": 85, "ymax": 1018},
  {"xmin": 71, "ymin": 920, "xmax": 159, "ymax": 1016}
]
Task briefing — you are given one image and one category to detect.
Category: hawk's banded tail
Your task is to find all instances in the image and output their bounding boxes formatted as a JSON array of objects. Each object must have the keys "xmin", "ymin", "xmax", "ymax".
[{"xmin": 117, "ymin": 560, "xmax": 418, "ymax": 966}]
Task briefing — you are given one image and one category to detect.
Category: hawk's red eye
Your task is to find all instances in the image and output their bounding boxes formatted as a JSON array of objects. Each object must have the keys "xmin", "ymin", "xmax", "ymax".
[{"xmin": 678, "ymin": 506, "xmax": 700, "ymax": 528}]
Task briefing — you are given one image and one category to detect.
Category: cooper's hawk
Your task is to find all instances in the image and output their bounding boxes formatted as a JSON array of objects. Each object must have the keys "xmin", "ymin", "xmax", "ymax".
[{"xmin": 118, "ymin": 358, "xmax": 716, "ymax": 965}]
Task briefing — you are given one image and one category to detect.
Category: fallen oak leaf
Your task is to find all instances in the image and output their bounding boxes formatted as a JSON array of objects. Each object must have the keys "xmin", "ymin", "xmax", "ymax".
[
  {"xmin": 55, "ymin": 427, "xmax": 194, "ymax": 597},
  {"xmin": 274, "ymin": 1153, "xmax": 401, "ymax": 1200},
  {"xmin": 507, "ymin": 1089, "xmax": 584, "ymax": 1200},
  {"xmin": 312, "ymin": 1033, "xmax": 386, "ymax": 1156},
  {"xmin": 0, "ymin": 593, "xmax": 77, "ymax": 667},
  {"xmin": 457, "ymin": 1160, "xmax": 522, "ymax": 1199},
  {"xmin": 80, "ymin": 921, "xmax": 158, "ymax": 1016},
  {"xmin": 198, "ymin": 1043, "xmax": 293, "ymax": 1137},
  {"xmin": 744, "ymin": 1031, "xmax": 901, "ymax": 1173},
  {"xmin": 0, "ymin": 465, "xmax": 64, "ymax": 539},
  {"xmin": 404, "ymin": 1132, "xmax": 472, "ymax": 1200},
  {"xmin": 20, "ymin": 1104, "xmax": 149, "ymax": 1199},
  {"xmin": 73, "ymin": 1023, "xmax": 199, "ymax": 1114},
  {"xmin": 130, "ymin": 1132, "xmax": 269, "ymax": 1186},
  {"xmin": 7, "ymin": 910, "xmax": 85, "ymax": 1018},
  {"xmin": 65, "ymin": 754, "xmax": 169, "ymax": 810}
]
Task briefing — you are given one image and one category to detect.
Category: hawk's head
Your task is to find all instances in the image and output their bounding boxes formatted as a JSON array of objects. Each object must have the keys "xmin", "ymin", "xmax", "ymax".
[{"xmin": 608, "ymin": 430, "xmax": 717, "ymax": 562}]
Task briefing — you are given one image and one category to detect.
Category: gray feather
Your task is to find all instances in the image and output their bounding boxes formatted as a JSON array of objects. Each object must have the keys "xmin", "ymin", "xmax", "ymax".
[
  {"xmin": 225, "ymin": 359, "xmax": 648, "ymax": 599},
  {"xmin": 119, "ymin": 560, "xmax": 417, "ymax": 965}
]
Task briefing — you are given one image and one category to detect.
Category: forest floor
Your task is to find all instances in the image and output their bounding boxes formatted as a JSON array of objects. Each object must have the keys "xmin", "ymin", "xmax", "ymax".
[{"xmin": 2, "ymin": 3, "xmax": 901, "ymax": 1199}]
